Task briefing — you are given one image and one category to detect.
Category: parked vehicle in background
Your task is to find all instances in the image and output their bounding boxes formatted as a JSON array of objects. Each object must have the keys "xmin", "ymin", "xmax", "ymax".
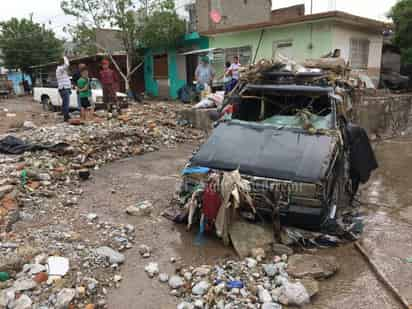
[{"xmin": 33, "ymin": 78, "xmax": 128, "ymax": 111}]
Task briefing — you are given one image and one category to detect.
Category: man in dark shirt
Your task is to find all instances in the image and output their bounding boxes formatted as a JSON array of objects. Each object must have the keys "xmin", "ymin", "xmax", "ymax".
[{"xmin": 72, "ymin": 63, "xmax": 86, "ymax": 111}]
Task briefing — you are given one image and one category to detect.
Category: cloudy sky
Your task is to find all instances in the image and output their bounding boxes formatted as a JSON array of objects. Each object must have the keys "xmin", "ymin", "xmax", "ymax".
[{"xmin": 0, "ymin": 0, "xmax": 399, "ymax": 38}]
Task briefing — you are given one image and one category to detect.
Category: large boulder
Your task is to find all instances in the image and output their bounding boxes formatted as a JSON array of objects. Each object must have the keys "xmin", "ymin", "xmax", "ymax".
[{"xmin": 287, "ymin": 254, "xmax": 338, "ymax": 279}]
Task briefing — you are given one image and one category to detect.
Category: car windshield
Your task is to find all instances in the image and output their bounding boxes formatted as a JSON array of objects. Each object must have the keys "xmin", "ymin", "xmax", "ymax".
[
  {"xmin": 90, "ymin": 79, "xmax": 102, "ymax": 90},
  {"xmin": 233, "ymin": 91, "xmax": 335, "ymax": 130}
]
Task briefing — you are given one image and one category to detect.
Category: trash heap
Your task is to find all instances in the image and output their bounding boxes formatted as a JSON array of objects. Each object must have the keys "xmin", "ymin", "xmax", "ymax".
[
  {"xmin": 0, "ymin": 102, "xmax": 204, "ymax": 308},
  {"xmin": 144, "ymin": 248, "xmax": 339, "ymax": 309}
]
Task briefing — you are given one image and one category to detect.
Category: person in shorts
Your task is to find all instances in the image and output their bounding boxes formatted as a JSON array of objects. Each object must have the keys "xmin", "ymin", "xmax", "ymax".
[{"xmin": 77, "ymin": 67, "xmax": 92, "ymax": 122}]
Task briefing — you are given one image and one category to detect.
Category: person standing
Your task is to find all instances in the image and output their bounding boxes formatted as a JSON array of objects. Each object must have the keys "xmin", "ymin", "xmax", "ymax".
[
  {"xmin": 195, "ymin": 55, "xmax": 215, "ymax": 92},
  {"xmin": 77, "ymin": 67, "xmax": 92, "ymax": 122},
  {"xmin": 229, "ymin": 56, "xmax": 240, "ymax": 90},
  {"xmin": 223, "ymin": 61, "xmax": 232, "ymax": 93},
  {"xmin": 99, "ymin": 59, "xmax": 119, "ymax": 113},
  {"xmin": 56, "ymin": 56, "xmax": 72, "ymax": 122},
  {"xmin": 72, "ymin": 63, "xmax": 86, "ymax": 111}
]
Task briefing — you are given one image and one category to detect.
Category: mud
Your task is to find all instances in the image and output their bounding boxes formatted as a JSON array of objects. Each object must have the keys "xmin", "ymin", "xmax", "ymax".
[{"xmin": 75, "ymin": 137, "xmax": 412, "ymax": 308}]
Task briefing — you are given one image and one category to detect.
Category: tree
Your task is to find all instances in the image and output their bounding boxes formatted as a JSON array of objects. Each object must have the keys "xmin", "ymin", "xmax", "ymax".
[
  {"xmin": 61, "ymin": 0, "xmax": 185, "ymax": 93},
  {"xmin": 0, "ymin": 17, "xmax": 63, "ymax": 78},
  {"xmin": 389, "ymin": 0, "xmax": 412, "ymax": 64}
]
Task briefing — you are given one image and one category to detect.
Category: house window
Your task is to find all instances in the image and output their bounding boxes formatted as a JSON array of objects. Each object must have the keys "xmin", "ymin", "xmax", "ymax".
[
  {"xmin": 350, "ymin": 39, "xmax": 370, "ymax": 69},
  {"xmin": 273, "ymin": 40, "xmax": 294, "ymax": 60},
  {"xmin": 224, "ymin": 46, "xmax": 252, "ymax": 65}
]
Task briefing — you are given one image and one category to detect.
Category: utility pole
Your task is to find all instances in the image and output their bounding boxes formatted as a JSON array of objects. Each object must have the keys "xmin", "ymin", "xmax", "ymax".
[{"xmin": 310, "ymin": 0, "xmax": 313, "ymax": 14}]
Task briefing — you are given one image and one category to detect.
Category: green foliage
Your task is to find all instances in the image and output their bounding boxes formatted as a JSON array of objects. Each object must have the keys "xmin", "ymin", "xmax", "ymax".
[
  {"xmin": 389, "ymin": 0, "xmax": 412, "ymax": 64},
  {"xmin": 0, "ymin": 17, "xmax": 63, "ymax": 73},
  {"xmin": 140, "ymin": 0, "xmax": 186, "ymax": 49}
]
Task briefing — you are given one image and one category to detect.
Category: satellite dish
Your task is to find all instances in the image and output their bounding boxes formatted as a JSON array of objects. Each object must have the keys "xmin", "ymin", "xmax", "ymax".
[{"xmin": 210, "ymin": 9, "xmax": 222, "ymax": 23}]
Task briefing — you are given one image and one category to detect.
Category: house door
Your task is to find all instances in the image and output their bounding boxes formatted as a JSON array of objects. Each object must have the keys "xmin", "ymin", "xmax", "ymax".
[{"xmin": 154, "ymin": 54, "xmax": 169, "ymax": 98}]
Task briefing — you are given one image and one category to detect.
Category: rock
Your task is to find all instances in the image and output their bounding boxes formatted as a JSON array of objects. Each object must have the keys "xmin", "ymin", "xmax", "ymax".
[
  {"xmin": 272, "ymin": 243, "xmax": 293, "ymax": 256},
  {"xmin": 144, "ymin": 263, "xmax": 159, "ymax": 278},
  {"xmin": 13, "ymin": 279, "xmax": 37, "ymax": 291},
  {"xmin": 87, "ymin": 213, "xmax": 98, "ymax": 221},
  {"xmin": 300, "ymin": 278, "xmax": 320, "ymax": 298},
  {"xmin": 9, "ymin": 294, "xmax": 32, "ymax": 309},
  {"xmin": 125, "ymin": 200, "xmax": 153, "ymax": 216},
  {"xmin": 229, "ymin": 221, "xmax": 274, "ymax": 257},
  {"xmin": 56, "ymin": 288, "xmax": 76, "ymax": 308},
  {"xmin": 138, "ymin": 245, "xmax": 151, "ymax": 258},
  {"xmin": 278, "ymin": 281, "xmax": 310, "ymax": 307},
  {"xmin": 23, "ymin": 121, "xmax": 37, "ymax": 129},
  {"xmin": 27, "ymin": 264, "xmax": 46, "ymax": 275},
  {"xmin": 33, "ymin": 272, "xmax": 48, "ymax": 284},
  {"xmin": 94, "ymin": 246, "xmax": 125, "ymax": 264},
  {"xmin": 287, "ymin": 254, "xmax": 338, "ymax": 279},
  {"xmin": 262, "ymin": 303, "xmax": 282, "ymax": 309},
  {"xmin": 258, "ymin": 286, "xmax": 272, "ymax": 303},
  {"xmin": 168, "ymin": 275, "xmax": 184, "ymax": 289},
  {"xmin": 183, "ymin": 272, "xmax": 192, "ymax": 282},
  {"xmin": 34, "ymin": 253, "xmax": 48, "ymax": 265},
  {"xmin": 177, "ymin": 302, "xmax": 194, "ymax": 309},
  {"xmin": 251, "ymin": 248, "xmax": 266, "ymax": 261},
  {"xmin": 245, "ymin": 258, "xmax": 258, "ymax": 268},
  {"xmin": 158, "ymin": 273, "xmax": 169, "ymax": 283},
  {"xmin": 193, "ymin": 299, "xmax": 204, "ymax": 308},
  {"xmin": 114, "ymin": 275, "xmax": 122, "ymax": 282},
  {"xmin": 193, "ymin": 266, "xmax": 211, "ymax": 277},
  {"xmin": 0, "ymin": 288, "xmax": 15, "ymax": 307},
  {"xmin": 0, "ymin": 185, "xmax": 14, "ymax": 200},
  {"xmin": 192, "ymin": 281, "xmax": 210, "ymax": 296},
  {"xmin": 47, "ymin": 257, "xmax": 70, "ymax": 276},
  {"xmin": 263, "ymin": 264, "xmax": 278, "ymax": 277}
]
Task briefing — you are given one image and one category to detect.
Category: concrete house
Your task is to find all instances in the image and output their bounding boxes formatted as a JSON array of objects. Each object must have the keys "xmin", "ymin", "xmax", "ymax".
[{"xmin": 198, "ymin": 1, "xmax": 386, "ymax": 84}]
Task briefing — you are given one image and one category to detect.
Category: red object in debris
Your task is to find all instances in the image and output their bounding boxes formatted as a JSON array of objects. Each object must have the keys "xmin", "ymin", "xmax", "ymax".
[
  {"xmin": 210, "ymin": 10, "xmax": 222, "ymax": 23},
  {"xmin": 202, "ymin": 184, "xmax": 221, "ymax": 221}
]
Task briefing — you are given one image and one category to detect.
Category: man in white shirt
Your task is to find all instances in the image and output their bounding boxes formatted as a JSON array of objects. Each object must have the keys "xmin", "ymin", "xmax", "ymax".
[
  {"xmin": 229, "ymin": 56, "xmax": 240, "ymax": 90},
  {"xmin": 56, "ymin": 56, "xmax": 71, "ymax": 122}
]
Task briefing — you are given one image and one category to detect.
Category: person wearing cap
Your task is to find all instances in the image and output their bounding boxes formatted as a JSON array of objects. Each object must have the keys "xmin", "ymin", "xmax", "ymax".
[
  {"xmin": 195, "ymin": 55, "xmax": 215, "ymax": 92},
  {"xmin": 99, "ymin": 59, "xmax": 119, "ymax": 113},
  {"xmin": 56, "ymin": 56, "xmax": 71, "ymax": 122}
]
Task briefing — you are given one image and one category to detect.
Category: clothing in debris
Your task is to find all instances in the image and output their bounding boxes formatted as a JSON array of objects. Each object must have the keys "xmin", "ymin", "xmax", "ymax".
[{"xmin": 0, "ymin": 136, "xmax": 68, "ymax": 155}]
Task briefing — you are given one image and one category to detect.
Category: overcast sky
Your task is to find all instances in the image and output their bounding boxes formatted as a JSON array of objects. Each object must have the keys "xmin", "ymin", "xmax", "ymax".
[{"xmin": 0, "ymin": 0, "xmax": 399, "ymax": 38}]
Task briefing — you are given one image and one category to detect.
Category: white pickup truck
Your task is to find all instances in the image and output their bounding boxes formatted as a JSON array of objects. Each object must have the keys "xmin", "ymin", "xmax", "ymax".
[{"xmin": 33, "ymin": 78, "xmax": 128, "ymax": 111}]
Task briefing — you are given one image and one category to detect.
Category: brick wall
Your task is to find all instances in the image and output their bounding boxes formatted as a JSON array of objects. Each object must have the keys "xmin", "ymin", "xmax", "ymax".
[{"xmin": 352, "ymin": 90, "xmax": 412, "ymax": 137}]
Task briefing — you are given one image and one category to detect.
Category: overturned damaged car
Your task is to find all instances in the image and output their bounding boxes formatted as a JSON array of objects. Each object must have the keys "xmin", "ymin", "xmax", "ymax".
[{"xmin": 172, "ymin": 69, "xmax": 378, "ymax": 244}]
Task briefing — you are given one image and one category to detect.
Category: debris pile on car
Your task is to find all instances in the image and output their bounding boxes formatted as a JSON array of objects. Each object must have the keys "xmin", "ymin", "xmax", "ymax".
[{"xmin": 0, "ymin": 102, "xmax": 204, "ymax": 308}]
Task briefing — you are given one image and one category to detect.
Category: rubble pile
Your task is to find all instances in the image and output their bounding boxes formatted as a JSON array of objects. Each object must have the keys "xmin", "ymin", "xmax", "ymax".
[
  {"xmin": 0, "ymin": 102, "xmax": 204, "ymax": 308},
  {"xmin": 145, "ymin": 250, "xmax": 337, "ymax": 308}
]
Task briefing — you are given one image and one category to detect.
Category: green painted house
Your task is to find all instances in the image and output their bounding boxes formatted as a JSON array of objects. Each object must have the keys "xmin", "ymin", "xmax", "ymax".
[{"xmin": 144, "ymin": 32, "xmax": 209, "ymax": 99}]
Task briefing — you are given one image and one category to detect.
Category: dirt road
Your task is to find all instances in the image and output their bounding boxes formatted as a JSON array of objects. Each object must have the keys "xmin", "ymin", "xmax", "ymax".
[{"xmin": 72, "ymin": 137, "xmax": 412, "ymax": 309}]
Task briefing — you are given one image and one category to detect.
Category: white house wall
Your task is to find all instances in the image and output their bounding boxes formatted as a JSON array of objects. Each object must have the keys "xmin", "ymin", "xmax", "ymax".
[{"xmin": 332, "ymin": 23, "xmax": 383, "ymax": 82}]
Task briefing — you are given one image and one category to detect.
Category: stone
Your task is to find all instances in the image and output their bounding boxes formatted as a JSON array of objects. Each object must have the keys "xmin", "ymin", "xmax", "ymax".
[
  {"xmin": 177, "ymin": 302, "xmax": 194, "ymax": 309},
  {"xmin": 34, "ymin": 272, "xmax": 48, "ymax": 284},
  {"xmin": 144, "ymin": 263, "xmax": 159, "ymax": 278},
  {"xmin": 258, "ymin": 286, "xmax": 272, "ymax": 303},
  {"xmin": 251, "ymin": 248, "xmax": 266, "ymax": 261},
  {"xmin": 262, "ymin": 303, "xmax": 282, "ymax": 309},
  {"xmin": 138, "ymin": 245, "xmax": 151, "ymax": 258},
  {"xmin": 192, "ymin": 281, "xmax": 210, "ymax": 296},
  {"xmin": 168, "ymin": 275, "xmax": 184, "ymax": 289},
  {"xmin": 300, "ymin": 278, "xmax": 320, "ymax": 298},
  {"xmin": 9, "ymin": 294, "xmax": 32, "ymax": 309},
  {"xmin": 263, "ymin": 264, "xmax": 278, "ymax": 277},
  {"xmin": 158, "ymin": 273, "xmax": 169, "ymax": 283},
  {"xmin": 13, "ymin": 279, "xmax": 37, "ymax": 291},
  {"xmin": 0, "ymin": 288, "xmax": 15, "ymax": 307},
  {"xmin": 278, "ymin": 281, "xmax": 310, "ymax": 306},
  {"xmin": 27, "ymin": 264, "xmax": 47, "ymax": 275},
  {"xmin": 287, "ymin": 254, "xmax": 339, "ymax": 279},
  {"xmin": 193, "ymin": 266, "xmax": 211, "ymax": 277},
  {"xmin": 94, "ymin": 246, "xmax": 125, "ymax": 264},
  {"xmin": 183, "ymin": 272, "xmax": 192, "ymax": 282},
  {"xmin": 87, "ymin": 213, "xmax": 98, "ymax": 221},
  {"xmin": 194, "ymin": 299, "xmax": 204, "ymax": 308},
  {"xmin": 114, "ymin": 275, "xmax": 122, "ymax": 282},
  {"xmin": 56, "ymin": 288, "xmax": 76, "ymax": 309},
  {"xmin": 0, "ymin": 185, "xmax": 14, "ymax": 200},
  {"xmin": 245, "ymin": 258, "xmax": 258, "ymax": 268},
  {"xmin": 229, "ymin": 222, "xmax": 274, "ymax": 257},
  {"xmin": 272, "ymin": 243, "xmax": 293, "ymax": 256},
  {"xmin": 125, "ymin": 201, "xmax": 153, "ymax": 217}
]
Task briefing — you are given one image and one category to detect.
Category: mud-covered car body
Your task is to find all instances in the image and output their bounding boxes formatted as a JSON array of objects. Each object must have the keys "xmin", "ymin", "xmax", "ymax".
[{"xmin": 184, "ymin": 84, "xmax": 377, "ymax": 229}]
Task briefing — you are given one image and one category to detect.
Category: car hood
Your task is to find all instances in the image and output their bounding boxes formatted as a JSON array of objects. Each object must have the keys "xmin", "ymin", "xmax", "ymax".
[{"xmin": 190, "ymin": 121, "xmax": 338, "ymax": 183}]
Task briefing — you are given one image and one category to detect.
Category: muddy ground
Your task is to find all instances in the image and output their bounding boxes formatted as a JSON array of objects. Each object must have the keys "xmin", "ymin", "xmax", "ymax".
[{"xmin": 2, "ymin": 97, "xmax": 412, "ymax": 308}]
